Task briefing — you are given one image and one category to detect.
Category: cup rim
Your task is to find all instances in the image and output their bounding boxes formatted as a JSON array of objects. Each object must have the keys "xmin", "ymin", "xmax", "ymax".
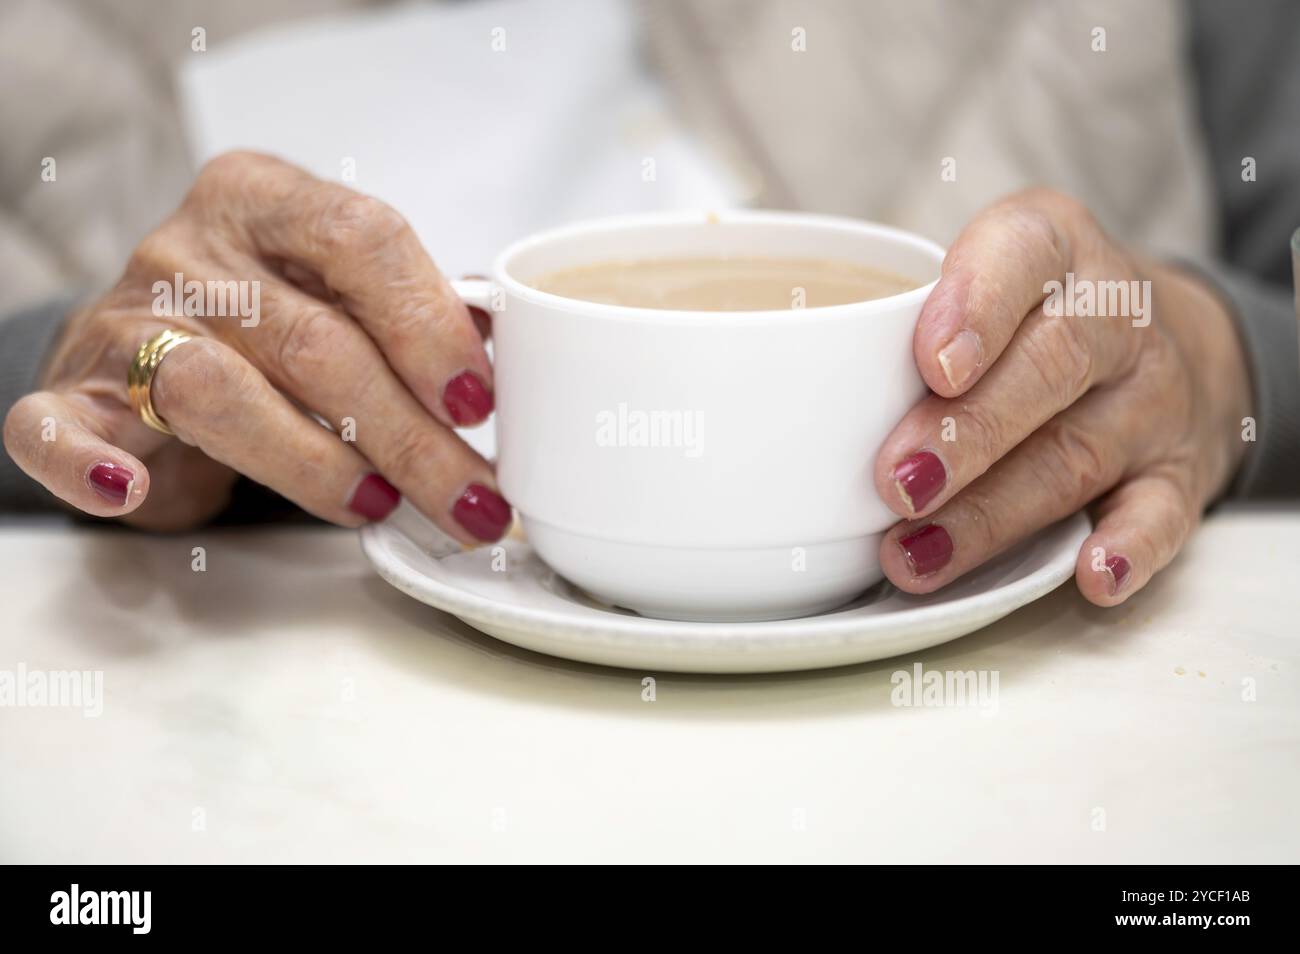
[{"xmin": 490, "ymin": 209, "xmax": 945, "ymax": 324}]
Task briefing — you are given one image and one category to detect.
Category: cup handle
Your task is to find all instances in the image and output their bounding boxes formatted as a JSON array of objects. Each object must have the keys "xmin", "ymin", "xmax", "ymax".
[{"xmin": 450, "ymin": 278, "xmax": 494, "ymax": 311}]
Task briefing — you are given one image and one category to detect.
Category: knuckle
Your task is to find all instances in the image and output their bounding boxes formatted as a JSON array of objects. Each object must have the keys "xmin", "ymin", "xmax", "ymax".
[
  {"xmin": 152, "ymin": 337, "xmax": 254, "ymax": 422},
  {"xmin": 192, "ymin": 150, "xmax": 276, "ymax": 195},
  {"xmin": 954, "ymin": 486, "xmax": 1000, "ymax": 552},
  {"xmin": 385, "ymin": 429, "xmax": 448, "ymax": 484},
  {"xmin": 126, "ymin": 228, "xmax": 186, "ymax": 280},
  {"xmin": 274, "ymin": 307, "xmax": 347, "ymax": 388},
  {"xmin": 966, "ymin": 269, "xmax": 1019, "ymax": 328},
  {"xmin": 1014, "ymin": 207, "xmax": 1069, "ymax": 272},
  {"xmin": 185, "ymin": 151, "xmax": 298, "ymax": 229},
  {"xmin": 1010, "ymin": 185, "xmax": 1058, "ymax": 207},
  {"xmin": 1052, "ymin": 191, "xmax": 1095, "ymax": 229},
  {"xmin": 1007, "ymin": 188, "xmax": 1098, "ymax": 249},
  {"xmin": 318, "ymin": 192, "xmax": 410, "ymax": 257},
  {"xmin": 958, "ymin": 399, "xmax": 1010, "ymax": 463},
  {"xmin": 1037, "ymin": 418, "xmax": 1114, "ymax": 505},
  {"xmin": 385, "ymin": 295, "xmax": 435, "ymax": 341},
  {"xmin": 1002, "ymin": 187, "xmax": 1062, "ymax": 223},
  {"xmin": 387, "ymin": 288, "xmax": 467, "ymax": 345},
  {"xmin": 1022, "ymin": 311, "xmax": 1094, "ymax": 404},
  {"xmin": 1044, "ymin": 188, "xmax": 1086, "ymax": 218},
  {"xmin": 1016, "ymin": 186, "xmax": 1089, "ymax": 222}
]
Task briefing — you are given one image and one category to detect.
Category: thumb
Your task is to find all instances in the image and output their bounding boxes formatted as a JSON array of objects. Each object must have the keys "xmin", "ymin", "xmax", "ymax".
[{"xmin": 3, "ymin": 390, "xmax": 151, "ymax": 517}]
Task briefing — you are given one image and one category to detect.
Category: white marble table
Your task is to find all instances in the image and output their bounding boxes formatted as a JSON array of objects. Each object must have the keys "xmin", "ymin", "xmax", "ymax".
[{"xmin": 1, "ymin": 506, "xmax": 1296, "ymax": 863}]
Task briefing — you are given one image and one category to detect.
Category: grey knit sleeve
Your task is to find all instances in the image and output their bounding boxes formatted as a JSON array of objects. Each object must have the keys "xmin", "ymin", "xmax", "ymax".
[
  {"xmin": 1188, "ymin": 260, "xmax": 1299, "ymax": 499},
  {"xmin": 1189, "ymin": 0, "xmax": 1300, "ymax": 498}
]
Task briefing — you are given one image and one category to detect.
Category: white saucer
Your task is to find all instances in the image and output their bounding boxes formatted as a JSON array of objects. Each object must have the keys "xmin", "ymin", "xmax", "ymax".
[{"xmin": 361, "ymin": 508, "xmax": 1091, "ymax": 674}]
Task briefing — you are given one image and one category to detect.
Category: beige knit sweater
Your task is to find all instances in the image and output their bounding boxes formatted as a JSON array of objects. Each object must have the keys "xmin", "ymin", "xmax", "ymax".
[{"xmin": 0, "ymin": 0, "xmax": 1214, "ymax": 315}]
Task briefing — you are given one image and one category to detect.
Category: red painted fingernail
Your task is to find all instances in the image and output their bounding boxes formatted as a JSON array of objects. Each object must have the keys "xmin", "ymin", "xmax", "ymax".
[
  {"xmin": 87, "ymin": 462, "xmax": 134, "ymax": 506},
  {"xmin": 893, "ymin": 450, "xmax": 947, "ymax": 513},
  {"xmin": 897, "ymin": 524, "xmax": 953, "ymax": 577},
  {"xmin": 443, "ymin": 371, "xmax": 494, "ymax": 425},
  {"xmin": 453, "ymin": 482, "xmax": 512, "ymax": 541},
  {"xmin": 348, "ymin": 472, "xmax": 400, "ymax": 521},
  {"xmin": 1105, "ymin": 554, "xmax": 1131, "ymax": 595}
]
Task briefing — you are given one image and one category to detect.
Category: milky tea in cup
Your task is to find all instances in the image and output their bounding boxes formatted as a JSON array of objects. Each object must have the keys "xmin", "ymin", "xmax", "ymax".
[{"xmin": 529, "ymin": 255, "xmax": 918, "ymax": 312}]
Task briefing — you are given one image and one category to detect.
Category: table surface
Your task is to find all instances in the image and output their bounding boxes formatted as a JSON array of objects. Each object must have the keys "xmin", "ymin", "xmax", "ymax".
[{"xmin": 1, "ymin": 506, "xmax": 1297, "ymax": 863}]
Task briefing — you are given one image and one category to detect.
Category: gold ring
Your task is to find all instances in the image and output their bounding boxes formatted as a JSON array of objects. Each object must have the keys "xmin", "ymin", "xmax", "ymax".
[{"xmin": 128, "ymin": 329, "xmax": 194, "ymax": 436}]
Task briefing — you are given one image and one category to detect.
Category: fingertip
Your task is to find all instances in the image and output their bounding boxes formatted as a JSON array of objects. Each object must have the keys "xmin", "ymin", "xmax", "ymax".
[
  {"xmin": 1074, "ymin": 539, "xmax": 1135, "ymax": 607},
  {"xmin": 5, "ymin": 389, "xmax": 156, "ymax": 519}
]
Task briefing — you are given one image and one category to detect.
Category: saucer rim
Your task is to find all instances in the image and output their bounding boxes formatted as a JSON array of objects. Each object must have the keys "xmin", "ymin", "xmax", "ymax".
[{"xmin": 360, "ymin": 511, "xmax": 1090, "ymax": 651}]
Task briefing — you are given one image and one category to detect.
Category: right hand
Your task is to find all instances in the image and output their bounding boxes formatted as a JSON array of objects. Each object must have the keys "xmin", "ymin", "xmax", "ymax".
[{"xmin": 2, "ymin": 151, "xmax": 512, "ymax": 541}]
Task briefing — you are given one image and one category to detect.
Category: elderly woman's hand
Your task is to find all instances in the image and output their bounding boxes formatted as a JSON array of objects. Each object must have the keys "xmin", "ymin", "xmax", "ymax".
[
  {"xmin": 875, "ymin": 188, "xmax": 1253, "ymax": 606},
  {"xmin": 3, "ymin": 152, "xmax": 510, "ymax": 541}
]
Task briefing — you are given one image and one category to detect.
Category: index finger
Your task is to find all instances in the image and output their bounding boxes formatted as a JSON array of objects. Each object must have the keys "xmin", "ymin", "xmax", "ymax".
[{"xmin": 916, "ymin": 188, "xmax": 1079, "ymax": 397}]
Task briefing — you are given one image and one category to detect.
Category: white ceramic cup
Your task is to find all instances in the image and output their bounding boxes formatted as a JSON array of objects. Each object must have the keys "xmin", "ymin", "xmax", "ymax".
[{"xmin": 453, "ymin": 210, "xmax": 944, "ymax": 621}]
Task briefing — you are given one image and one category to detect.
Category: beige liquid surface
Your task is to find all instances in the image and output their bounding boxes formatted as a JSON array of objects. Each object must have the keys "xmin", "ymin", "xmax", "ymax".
[{"xmin": 528, "ymin": 256, "xmax": 920, "ymax": 311}]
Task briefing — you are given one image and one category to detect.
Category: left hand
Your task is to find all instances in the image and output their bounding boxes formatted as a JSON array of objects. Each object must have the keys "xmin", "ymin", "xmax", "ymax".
[{"xmin": 874, "ymin": 188, "xmax": 1253, "ymax": 606}]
